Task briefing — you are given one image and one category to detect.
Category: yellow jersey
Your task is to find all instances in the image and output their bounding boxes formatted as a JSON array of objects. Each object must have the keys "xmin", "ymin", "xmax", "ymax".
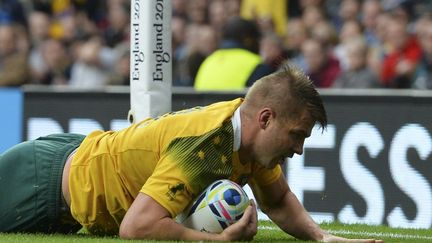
[
  {"xmin": 68, "ymin": 98, "xmax": 282, "ymax": 235},
  {"xmin": 194, "ymin": 49, "xmax": 262, "ymax": 91}
]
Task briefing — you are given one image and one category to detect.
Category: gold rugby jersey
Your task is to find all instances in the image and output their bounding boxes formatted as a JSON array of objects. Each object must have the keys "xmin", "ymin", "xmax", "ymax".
[{"xmin": 68, "ymin": 98, "xmax": 282, "ymax": 235}]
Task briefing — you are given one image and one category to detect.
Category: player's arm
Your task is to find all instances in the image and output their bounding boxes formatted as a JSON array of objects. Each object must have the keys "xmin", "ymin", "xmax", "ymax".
[
  {"xmin": 251, "ymin": 174, "xmax": 383, "ymax": 243},
  {"xmin": 251, "ymin": 173, "xmax": 324, "ymax": 240},
  {"xmin": 119, "ymin": 192, "xmax": 257, "ymax": 241}
]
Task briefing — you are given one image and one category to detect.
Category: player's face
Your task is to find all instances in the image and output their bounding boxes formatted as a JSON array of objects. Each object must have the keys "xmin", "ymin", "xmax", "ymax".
[{"xmin": 253, "ymin": 110, "xmax": 314, "ymax": 169}]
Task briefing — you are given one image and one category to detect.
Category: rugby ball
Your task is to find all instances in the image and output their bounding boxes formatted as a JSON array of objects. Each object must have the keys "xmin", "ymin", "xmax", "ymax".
[{"xmin": 176, "ymin": 180, "xmax": 250, "ymax": 233}]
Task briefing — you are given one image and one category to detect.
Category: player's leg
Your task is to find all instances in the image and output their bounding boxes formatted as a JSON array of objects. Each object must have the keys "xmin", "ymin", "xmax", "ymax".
[
  {"xmin": 0, "ymin": 139, "xmax": 46, "ymax": 232},
  {"xmin": 34, "ymin": 133, "xmax": 85, "ymax": 233},
  {"xmin": 0, "ymin": 133, "xmax": 84, "ymax": 233}
]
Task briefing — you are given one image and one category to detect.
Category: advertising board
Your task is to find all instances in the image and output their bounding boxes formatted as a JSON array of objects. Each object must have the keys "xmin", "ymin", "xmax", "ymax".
[{"xmin": 0, "ymin": 88, "xmax": 22, "ymax": 153}]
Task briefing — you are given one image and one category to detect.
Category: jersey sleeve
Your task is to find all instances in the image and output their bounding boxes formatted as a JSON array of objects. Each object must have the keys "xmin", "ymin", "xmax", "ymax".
[{"xmin": 140, "ymin": 154, "xmax": 195, "ymax": 218}]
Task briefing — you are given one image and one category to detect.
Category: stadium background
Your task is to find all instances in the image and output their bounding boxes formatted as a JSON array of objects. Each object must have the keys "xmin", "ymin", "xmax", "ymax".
[{"xmin": 0, "ymin": 0, "xmax": 431, "ymax": 230}]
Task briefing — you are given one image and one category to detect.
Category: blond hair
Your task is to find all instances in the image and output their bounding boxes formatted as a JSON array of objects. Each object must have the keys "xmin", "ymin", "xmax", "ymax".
[{"xmin": 244, "ymin": 63, "xmax": 327, "ymax": 130}]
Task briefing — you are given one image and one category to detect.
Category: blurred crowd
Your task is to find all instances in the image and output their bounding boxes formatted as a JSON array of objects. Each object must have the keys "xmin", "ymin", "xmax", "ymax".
[
  {"xmin": 1, "ymin": 0, "xmax": 432, "ymax": 89},
  {"xmin": 0, "ymin": 0, "xmax": 130, "ymax": 88}
]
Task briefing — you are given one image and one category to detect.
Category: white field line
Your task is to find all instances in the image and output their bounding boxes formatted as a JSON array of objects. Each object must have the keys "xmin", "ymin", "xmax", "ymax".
[{"xmin": 258, "ymin": 226, "xmax": 432, "ymax": 240}]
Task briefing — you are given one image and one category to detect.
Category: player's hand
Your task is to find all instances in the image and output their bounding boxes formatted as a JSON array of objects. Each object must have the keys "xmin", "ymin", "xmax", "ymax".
[
  {"xmin": 321, "ymin": 233, "xmax": 384, "ymax": 243},
  {"xmin": 395, "ymin": 59, "xmax": 414, "ymax": 75},
  {"xmin": 220, "ymin": 200, "xmax": 258, "ymax": 241}
]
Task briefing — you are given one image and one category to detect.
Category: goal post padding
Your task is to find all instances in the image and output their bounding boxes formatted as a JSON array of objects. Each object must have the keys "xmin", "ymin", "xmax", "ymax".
[{"xmin": 129, "ymin": 0, "xmax": 172, "ymax": 123}]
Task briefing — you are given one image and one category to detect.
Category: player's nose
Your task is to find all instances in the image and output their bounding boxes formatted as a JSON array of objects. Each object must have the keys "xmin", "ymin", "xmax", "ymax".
[{"xmin": 293, "ymin": 143, "xmax": 304, "ymax": 155}]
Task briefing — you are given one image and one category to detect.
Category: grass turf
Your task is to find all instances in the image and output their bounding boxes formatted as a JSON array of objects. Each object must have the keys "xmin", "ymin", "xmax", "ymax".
[{"xmin": 1, "ymin": 221, "xmax": 431, "ymax": 242}]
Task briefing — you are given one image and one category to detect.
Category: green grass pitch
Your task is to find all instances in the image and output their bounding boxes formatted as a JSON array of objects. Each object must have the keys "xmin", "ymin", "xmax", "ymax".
[{"xmin": 1, "ymin": 221, "xmax": 431, "ymax": 242}]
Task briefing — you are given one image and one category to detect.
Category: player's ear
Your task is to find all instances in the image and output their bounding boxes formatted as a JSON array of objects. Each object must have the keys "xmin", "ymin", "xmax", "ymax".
[{"xmin": 258, "ymin": 108, "xmax": 273, "ymax": 129}]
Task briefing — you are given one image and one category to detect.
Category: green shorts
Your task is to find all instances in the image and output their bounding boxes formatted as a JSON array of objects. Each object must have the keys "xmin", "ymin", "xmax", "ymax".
[{"xmin": 0, "ymin": 133, "xmax": 85, "ymax": 233}]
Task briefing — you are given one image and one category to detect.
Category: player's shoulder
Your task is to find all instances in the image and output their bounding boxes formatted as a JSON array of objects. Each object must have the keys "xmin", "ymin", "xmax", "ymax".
[
  {"xmin": 177, "ymin": 98, "xmax": 243, "ymax": 115},
  {"xmin": 208, "ymin": 98, "xmax": 243, "ymax": 109},
  {"xmin": 159, "ymin": 98, "xmax": 243, "ymax": 122}
]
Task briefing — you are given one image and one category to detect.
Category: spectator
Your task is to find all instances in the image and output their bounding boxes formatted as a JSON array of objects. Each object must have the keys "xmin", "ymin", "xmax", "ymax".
[
  {"xmin": 0, "ymin": 0, "xmax": 27, "ymax": 26},
  {"xmin": 196, "ymin": 25, "xmax": 219, "ymax": 59},
  {"xmin": 0, "ymin": 24, "xmax": 30, "ymax": 86},
  {"xmin": 339, "ymin": 0, "xmax": 361, "ymax": 22},
  {"xmin": 333, "ymin": 0, "xmax": 361, "ymax": 32},
  {"xmin": 172, "ymin": 15, "xmax": 187, "ymax": 54},
  {"xmin": 240, "ymin": 0, "xmax": 287, "ymax": 37},
  {"xmin": 208, "ymin": 0, "xmax": 228, "ymax": 38},
  {"xmin": 301, "ymin": 5, "xmax": 327, "ymax": 33},
  {"xmin": 382, "ymin": 0, "xmax": 416, "ymax": 30},
  {"xmin": 3, "ymin": 0, "xmax": 432, "ymax": 91},
  {"xmin": 284, "ymin": 18, "xmax": 308, "ymax": 71},
  {"xmin": 361, "ymin": 0, "xmax": 382, "ymax": 46},
  {"xmin": 333, "ymin": 38, "xmax": 380, "ymax": 88},
  {"xmin": 14, "ymin": 22, "xmax": 30, "ymax": 56},
  {"xmin": 260, "ymin": 33, "xmax": 287, "ymax": 71},
  {"xmin": 172, "ymin": 0, "xmax": 187, "ymax": 18},
  {"xmin": 412, "ymin": 15, "xmax": 432, "ymax": 89},
  {"xmin": 414, "ymin": 12, "xmax": 432, "ymax": 38},
  {"xmin": 194, "ymin": 17, "xmax": 273, "ymax": 91},
  {"xmin": 301, "ymin": 38, "xmax": 341, "ymax": 88},
  {"xmin": 108, "ymin": 45, "xmax": 130, "ymax": 85},
  {"xmin": 50, "ymin": 7, "xmax": 97, "ymax": 47},
  {"xmin": 225, "ymin": 0, "xmax": 242, "ymax": 19},
  {"xmin": 103, "ymin": 1, "xmax": 130, "ymax": 48},
  {"xmin": 310, "ymin": 20, "xmax": 339, "ymax": 51},
  {"xmin": 190, "ymin": 25, "xmax": 219, "ymax": 82},
  {"xmin": 173, "ymin": 24, "xmax": 211, "ymax": 87},
  {"xmin": 334, "ymin": 20, "xmax": 364, "ymax": 70},
  {"xmin": 172, "ymin": 16, "xmax": 190, "ymax": 86},
  {"xmin": 186, "ymin": 0, "xmax": 208, "ymax": 25},
  {"xmin": 34, "ymin": 38, "xmax": 72, "ymax": 85},
  {"xmin": 28, "ymin": 11, "xmax": 52, "ymax": 84},
  {"xmin": 28, "ymin": 11, "xmax": 51, "ymax": 46},
  {"xmin": 69, "ymin": 36, "xmax": 110, "ymax": 88},
  {"xmin": 380, "ymin": 15, "xmax": 422, "ymax": 88},
  {"xmin": 298, "ymin": 0, "xmax": 326, "ymax": 13},
  {"xmin": 284, "ymin": 18, "xmax": 307, "ymax": 57},
  {"xmin": 367, "ymin": 12, "xmax": 391, "ymax": 78}
]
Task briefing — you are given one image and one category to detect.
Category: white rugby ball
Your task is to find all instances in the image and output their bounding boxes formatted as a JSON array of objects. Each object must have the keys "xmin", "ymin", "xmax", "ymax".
[{"xmin": 176, "ymin": 180, "xmax": 250, "ymax": 233}]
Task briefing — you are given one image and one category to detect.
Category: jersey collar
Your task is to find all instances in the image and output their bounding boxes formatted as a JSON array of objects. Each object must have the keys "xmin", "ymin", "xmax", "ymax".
[{"xmin": 231, "ymin": 107, "xmax": 241, "ymax": 151}]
